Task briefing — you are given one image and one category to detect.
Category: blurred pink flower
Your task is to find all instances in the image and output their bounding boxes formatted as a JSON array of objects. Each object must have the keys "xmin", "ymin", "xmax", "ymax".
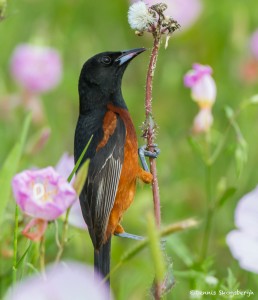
[
  {"xmin": 130, "ymin": 0, "xmax": 202, "ymax": 30},
  {"xmin": 56, "ymin": 153, "xmax": 87, "ymax": 230},
  {"xmin": 12, "ymin": 167, "xmax": 77, "ymax": 221},
  {"xmin": 184, "ymin": 63, "xmax": 216, "ymax": 108},
  {"xmin": 10, "ymin": 44, "xmax": 62, "ymax": 93},
  {"xmin": 250, "ymin": 29, "xmax": 258, "ymax": 60},
  {"xmin": 226, "ymin": 186, "xmax": 258, "ymax": 274},
  {"xmin": 26, "ymin": 127, "xmax": 51, "ymax": 155},
  {"xmin": 22, "ymin": 218, "xmax": 48, "ymax": 242},
  {"xmin": 5, "ymin": 261, "xmax": 113, "ymax": 300},
  {"xmin": 240, "ymin": 58, "xmax": 258, "ymax": 84},
  {"xmin": 192, "ymin": 108, "xmax": 213, "ymax": 133}
]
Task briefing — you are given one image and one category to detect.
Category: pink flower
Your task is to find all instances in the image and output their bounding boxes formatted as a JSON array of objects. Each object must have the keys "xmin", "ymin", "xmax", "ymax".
[
  {"xmin": 192, "ymin": 108, "xmax": 213, "ymax": 133},
  {"xmin": 12, "ymin": 167, "xmax": 77, "ymax": 221},
  {"xmin": 56, "ymin": 153, "xmax": 87, "ymax": 230},
  {"xmin": 184, "ymin": 63, "xmax": 217, "ymax": 108},
  {"xmin": 250, "ymin": 29, "xmax": 258, "ymax": 60},
  {"xmin": 130, "ymin": 0, "xmax": 202, "ymax": 31},
  {"xmin": 22, "ymin": 218, "xmax": 48, "ymax": 242},
  {"xmin": 5, "ymin": 261, "xmax": 113, "ymax": 300},
  {"xmin": 226, "ymin": 186, "xmax": 258, "ymax": 274},
  {"xmin": 10, "ymin": 44, "xmax": 62, "ymax": 93}
]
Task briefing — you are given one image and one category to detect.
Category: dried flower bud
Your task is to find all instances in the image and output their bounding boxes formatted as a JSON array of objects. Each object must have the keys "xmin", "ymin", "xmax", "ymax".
[
  {"xmin": 150, "ymin": 3, "xmax": 168, "ymax": 14},
  {"xmin": 135, "ymin": 30, "xmax": 144, "ymax": 36},
  {"xmin": 166, "ymin": 18, "xmax": 181, "ymax": 33}
]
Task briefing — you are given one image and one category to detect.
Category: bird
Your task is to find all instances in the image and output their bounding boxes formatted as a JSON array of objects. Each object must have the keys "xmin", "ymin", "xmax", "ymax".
[{"xmin": 74, "ymin": 48, "xmax": 155, "ymax": 284}]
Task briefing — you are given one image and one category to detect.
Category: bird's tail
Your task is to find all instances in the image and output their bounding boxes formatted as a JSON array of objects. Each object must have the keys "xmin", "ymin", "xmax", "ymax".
[{"xmin": 94, "ymin": 237, "xmax": 111, "ymax": 284}]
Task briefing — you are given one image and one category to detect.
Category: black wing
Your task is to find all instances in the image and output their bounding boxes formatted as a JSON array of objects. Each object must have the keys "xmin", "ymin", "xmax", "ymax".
[{"xmin": 76, "ymin": 112, "xmax": 126, "ymax": 249}]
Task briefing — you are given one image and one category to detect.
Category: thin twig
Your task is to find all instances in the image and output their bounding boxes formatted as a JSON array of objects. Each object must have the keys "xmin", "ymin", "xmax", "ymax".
[{"xmin": 145, "ymin": 34, "xmax": 162, "ymax": 229}]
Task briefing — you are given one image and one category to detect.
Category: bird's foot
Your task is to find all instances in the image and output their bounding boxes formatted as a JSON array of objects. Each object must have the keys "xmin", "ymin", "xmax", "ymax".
[{"xmin": 138, "ymin": 144, "xmax": 160, "ymax": 171}]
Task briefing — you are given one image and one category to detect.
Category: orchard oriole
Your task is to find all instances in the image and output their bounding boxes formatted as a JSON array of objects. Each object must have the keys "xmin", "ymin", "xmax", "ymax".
[{"xmin": 74, "ymin": 48, "xmax": 156, "ymax": 282}]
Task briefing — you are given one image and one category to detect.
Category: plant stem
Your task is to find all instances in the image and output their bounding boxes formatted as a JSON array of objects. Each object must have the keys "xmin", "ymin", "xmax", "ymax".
[
  {"xmin": 55, "ymin": 207, "xmax": 71, "ymax": 263},
  {"xmin": 145, "ymin": 34, "xmax": 161, "ymax": 229},
  {"xmin": 201, "ymin": 164, "xmax": 213, "ymax": 260},
  {"xmin": 12, "ymin": 204, "xmax": 19, "ymax": 284},
  {"xmin": 39, "ymin": 235, "xmax": 45, "ymax": 276},
  {"xmin": 104, "ymin": 218, "xmax": 198, "ymax": 282},
  {"xmin": 145, "ymin": 32, "xmax": 162, "ymax": 300}
]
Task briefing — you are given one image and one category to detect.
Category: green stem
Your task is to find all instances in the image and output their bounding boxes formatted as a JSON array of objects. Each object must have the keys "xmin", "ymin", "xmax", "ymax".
[
  {"xmin": 12, "ymin": 204, "xmax": 19, "ymax": 284},
  {"xmin": 55, "ymin": 207, "xmax": 71, "ymax": 263},
  {"xmin": 103, "ymin": 218, "xmax": 198, "ymax": 282},
  {"xmin": 201, "ymin": 164, "xmax": 213, "ymax": 260},
  {"xmin": 39, "ymin": 236, "xmax": 45, "ymax": 275},
  {"xmin": 208, "ymin": 105, "xmax": 245, "ymax": 165}
]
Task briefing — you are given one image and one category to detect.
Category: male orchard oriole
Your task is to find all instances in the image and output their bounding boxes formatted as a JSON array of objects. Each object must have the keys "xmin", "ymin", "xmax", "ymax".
[{"xmin": 74, "ymin": 48, "xmax": 157, "ymax": 281}]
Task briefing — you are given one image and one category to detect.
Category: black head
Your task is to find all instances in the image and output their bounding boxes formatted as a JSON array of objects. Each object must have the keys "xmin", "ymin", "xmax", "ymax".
[{"xmin": 78, "ymin": 48, "xmax": 146, "ymax": 113}]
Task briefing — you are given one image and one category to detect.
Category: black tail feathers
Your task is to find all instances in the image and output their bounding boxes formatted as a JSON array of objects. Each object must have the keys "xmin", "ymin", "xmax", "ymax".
[{"xmin": 94, "ymin": 237, "xmax": 111, "ymax": 284}]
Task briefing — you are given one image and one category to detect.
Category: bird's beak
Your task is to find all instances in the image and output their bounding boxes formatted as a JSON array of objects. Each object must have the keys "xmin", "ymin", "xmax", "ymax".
[{"xmin": 115, "ymin": 48, "xmax": 146, "ymax": 66}]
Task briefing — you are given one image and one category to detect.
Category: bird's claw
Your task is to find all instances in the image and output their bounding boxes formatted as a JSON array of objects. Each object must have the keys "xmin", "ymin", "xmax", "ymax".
[
  {"xmin": 138, "ymin": 144, "xmax": 160, "ymax": 171},
  {"xmin": 141, "ymin": 144, "xmax": 160, "ymax": 158}
]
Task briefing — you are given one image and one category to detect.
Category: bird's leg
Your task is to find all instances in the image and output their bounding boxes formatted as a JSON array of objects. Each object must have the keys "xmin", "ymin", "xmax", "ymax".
[
  {"xmin": 138, "ymin": 144, "xmax": 160, "ymax": 172},
  {"xmin": 114, "ymin": 224, "xmax": 145, "ymax": 240},
  {"xmin": 114, "ymin": 232, "xmax": 145, "ymax": 241}
]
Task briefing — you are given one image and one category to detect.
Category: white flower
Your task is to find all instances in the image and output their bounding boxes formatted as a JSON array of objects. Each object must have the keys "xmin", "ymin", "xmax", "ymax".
[
  {"xmin": 191, "ymin": 75, "xmax": 216, "ymax": 107},
  {"xmin": 128, "ymin": 1, "xmax": 155, "ymax": 31},
  {"xmin": 205, "ymin": 275, "xmax": 218, "ymax": 287},
  {"xmin": 184, "ymin": 64, "xmax": 216, "ymax": 108},
  {"xmin": 226, "ymin": 186, "xmax": 258, "ymax": 274},
  {"xmin": 192, "ymin": 108, "xmax": 213, "ymax": 133},
  {"xmin": 5, "ymin": 261, "xmax": 113, "ymax": 300}
]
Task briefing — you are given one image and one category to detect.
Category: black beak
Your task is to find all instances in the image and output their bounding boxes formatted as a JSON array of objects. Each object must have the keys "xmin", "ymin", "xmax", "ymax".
[{"xmin": 115, "ymin": 48, "xmax": 146, "ymax": 66}]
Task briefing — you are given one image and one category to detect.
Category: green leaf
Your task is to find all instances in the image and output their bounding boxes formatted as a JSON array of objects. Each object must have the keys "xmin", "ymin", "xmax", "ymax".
[
  {"xmin": 217, "ymin": 187, "xmax": 237, "ymax": 208},
  {"xmin": 220, "ymin": 268, "xmax": 242, "ymax": 299},
  {"xmin": 146, "ymin": 213, "xmax": 166, "ymax": 282},
  {"xmin": 166, "ymin": 235, "xmax": 194, "ymax": 267},
  {"xmin": 67, "ymin": 135, "xmax": 93, "ymax": 183},
  {"xmin": 187, "ymin": 135, "xmax": 205, "ymax": 161},
  {"xmin": 235, "ymin": 139, "xmax": 248, "ymax": 177},
  {"xmin": 16, "ymin": 242, "xmax": 32, "ymax": 268},
  {"xmin": 72, "ymin": 160, "xmax": 89, "ymax": 196},
  {"xmin": 0, "ymin": 114, "xmax": 31, "ymax": 223},
  {"xmin": 224, "ymin": 105, "xmax": 234, "ymax": 120}
]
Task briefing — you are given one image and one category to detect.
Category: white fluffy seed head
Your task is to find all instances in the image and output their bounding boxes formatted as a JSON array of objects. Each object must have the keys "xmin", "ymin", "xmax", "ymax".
[{"xmin": 128, "ymin": 1, "xmax": 155, "ymax": 31}]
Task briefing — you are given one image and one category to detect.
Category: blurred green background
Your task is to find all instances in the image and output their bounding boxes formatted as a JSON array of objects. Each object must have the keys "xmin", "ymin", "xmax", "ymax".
[{"xmin": 1, "ymin": 0, "xmax": 258, "ymax": 299}]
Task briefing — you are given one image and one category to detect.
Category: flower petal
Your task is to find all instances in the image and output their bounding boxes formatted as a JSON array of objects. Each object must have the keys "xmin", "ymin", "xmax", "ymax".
[
  {"xmin": 192, "ymin": 108, "xmax": 213, "ymax": 133},
  {"xmin": 250, "ymin": 29, "xmax": 258, "ymax": 60},
  {"xmin": 235, "ymin": 186, "xmax": 258, "ymax": 237},
  {"xmin": 226, "ymin": 230, "xmax": 258, "ymax": 274},
  {"xmin": 22, "ymin": 219, "xmax": 48, "ymax": 241},
  {"xmin": 12, "ymin": 167, "xmax": 77, "ymax": 221},
  {"xmin": 5, "ymin": 261, "xmax": 113, "ymax": 300},
  {"xmin": 10, "ymin": 44, "xmax": 62, "ymax": 93}
]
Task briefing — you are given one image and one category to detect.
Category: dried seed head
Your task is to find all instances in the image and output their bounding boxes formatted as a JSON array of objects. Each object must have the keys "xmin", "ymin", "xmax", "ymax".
[
  {"xmin": 150, "ymin": 3, "xmax": 168, "ymax": 14},
  {"xmin": 128, "ymin": 1, "xmax": 155, "ymax": 32}
]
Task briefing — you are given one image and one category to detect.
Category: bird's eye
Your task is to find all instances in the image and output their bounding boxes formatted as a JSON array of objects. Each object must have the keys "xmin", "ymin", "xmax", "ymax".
[{"xmin": 101, "ymin": 56, "xmax": 112, "ymax": 65}]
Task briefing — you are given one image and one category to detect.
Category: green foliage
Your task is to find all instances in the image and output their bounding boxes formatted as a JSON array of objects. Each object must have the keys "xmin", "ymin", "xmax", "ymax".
[
  {"xmin": 1, "ymin": 0, "xmax": 258, "ymax": 299},
  {"xmin": 0, "ymin": 114, "xmax": 31, "ymax": 223},
  {"xmin": 146, "ymin": 213, "xmax": 166, "ymax": 282}
]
